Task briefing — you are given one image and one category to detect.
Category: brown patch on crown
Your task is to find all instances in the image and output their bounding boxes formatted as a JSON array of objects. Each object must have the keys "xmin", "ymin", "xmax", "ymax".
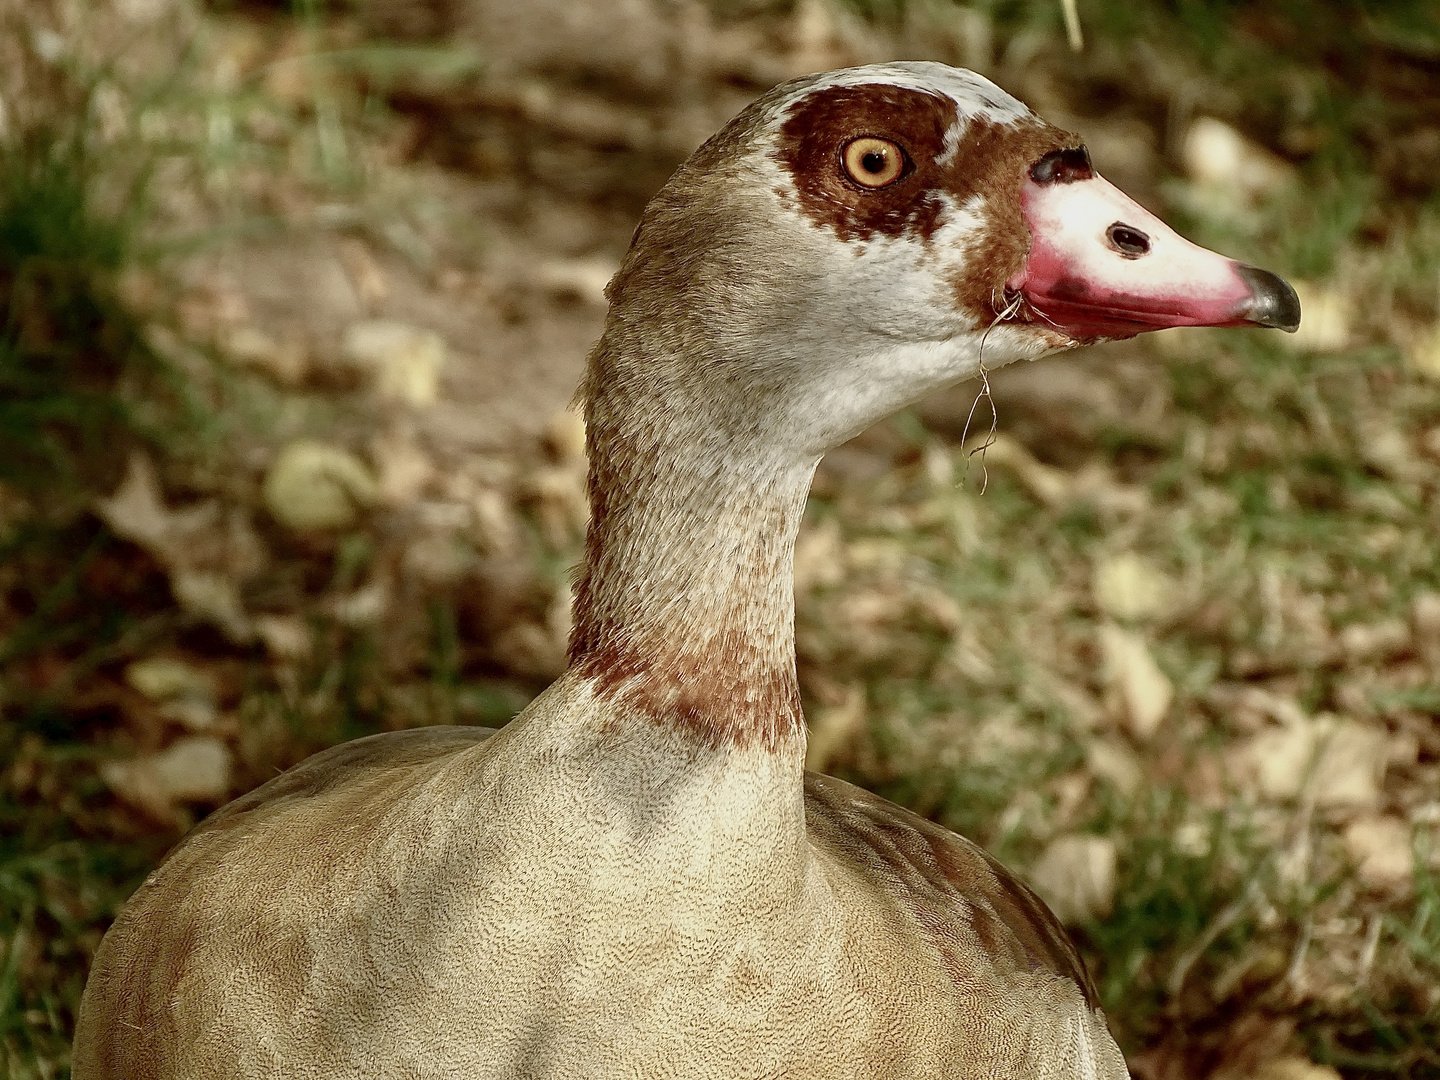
[{"xmin": 775, "ymin": 81, "xmax": 1081, "ymax": 323}]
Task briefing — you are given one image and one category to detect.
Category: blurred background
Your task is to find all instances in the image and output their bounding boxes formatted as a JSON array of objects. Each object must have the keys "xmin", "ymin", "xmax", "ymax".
[{"xmin": 1, "ymin": 0, "xmax": 1438, "ymax": 1076}]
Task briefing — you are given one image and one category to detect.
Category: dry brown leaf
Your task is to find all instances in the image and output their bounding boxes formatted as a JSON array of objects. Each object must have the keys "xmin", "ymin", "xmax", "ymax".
[
  {"xmin": 1343, "ymin": 816, "xmax": 1414, "ymax": 893},
  {"xmin": 471, "ymin": 489, "xmax": 521, "ymax": 556},
  {"xmin": 171, "ymin": 570, "xmax": 253, "ymax": 643},
  {"xmin": 1336, "ymin": 618, "xmax": 1410, "ymax": 661},
  {"xmin": 531, "ymin": 257, "xmax": 617, "ymax": 309},
  {"xmin": 1099, "ymin": 623, "xmax": 1173, "ymax": 740},
  {"xmin": 494, "ymin": 621, "xmax": 566, "ymax": 680},
  {"xmin": 1411, "ymin": 591, "xmax": 1440, "ymax": 640},
  {"xmin": 125, "ymin": 657, "xmax": 218, "ymax": 731},
  {"xmin": 253, "ymin": 615, "xmax": 314, "ymax": 662},
  {"xmin": 331, "ymin": 580, "xmax": 390, "ymax": 628},
  {"xmin": 794, "ymin": 518, "xmax": 844, "ymax": 592},
  {"xmin": 1094, "ymin": 553, "xmax": 1173, "ymax": 623},
  {"xmin": 97, "ymin": 455, "xmax": 264, "ymax": 639},
  {"xmin": 1405, "ymin": 322, "xmax": 1440, "ymax": 381},
  {"xmin": 544, "ymin": 408, "xmax": 589, "ymax": 465},
  {"xmin": 101, "ymin": 736, "xmax": 234, "ymax": 821},
  {"xmin": 977, "ymin": 433, "xmax": 1070, "ymax": 506},
  {"xmin": 372, "ymin": 423, "xmax": 438, "ymax": 509},
  {"xmin": 1283, "ymin": 283, "xmax": 1351, "ymax": 352},
  {"xmin": 1360, "ymin": 426, "xmax": 1427, "ymax": 483},
  {"xmin": 528, "ymin": 465, "xmax": 589, "ymax": 547},
  {"xmin": 224, "ymin": 325, "xmax": 308, "ymax": 384},
  {"xmin": 342, "ymin": 319, "xmax": 446, "ymax": 407},
  {"xmin": 1086, "ymin": 738, "xmax": 1144, "ymax": 796},
  {"xmin": 126, "ymin": 656, "xmax": 214, "ymax": 703},
  {"xmin": 1250, "ymin": 1057, "xmax": 1343, "ymax": 1080},
  {"xmin": 1183, "ymin": 117, "xmax": 1295, "ymax": 200},
  {"xmin": 97, "ymin": 453, "xmax": 212, "ymax": 564},
  {"xmin": 1237, "ymin": 715, "xmax": 1388, "ymax": 809},
  {"xmin": 1028, "ymin": 834, "xmax": 1117, "ymax": 925},
  {"xmin": 339, "ymin": 239, "xmax": 389, "ymax": 305},
  {"xmin": 402, "ymin": 530, "xmax": 475, "ymax": 587},
  {"xmin": 263, "ymin": 441, "xmax": 379, "ymax": 532},
  {"xmin": 805, "ymin": 682, "xmax": 865, "ymax": 773},
  {"xmin": 784, "ymin": 0, "xmax": 870, "ymax": 76}
]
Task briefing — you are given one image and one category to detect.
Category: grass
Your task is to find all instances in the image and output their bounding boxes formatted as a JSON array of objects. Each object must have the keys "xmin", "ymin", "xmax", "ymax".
[
  {"xmin": 0, "ymin": 125, "xmax": 179, "ymax": 501},
  {"xmin": 0, "ymin": 740, "xmax": 164, "ymax": 1078},
  {"xmin": 0, "ymin": 66, "xmax": 196, "ymax": 1077},
  {"xmin": 1311, "ymin": 854, "xmax": 1440, "ymax": 1074}
]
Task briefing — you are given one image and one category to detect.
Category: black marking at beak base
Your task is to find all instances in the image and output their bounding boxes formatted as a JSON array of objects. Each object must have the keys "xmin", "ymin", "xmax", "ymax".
[{"xmin": 1029, "ymin": 146, "xmax": 1093, "ymax": 185}]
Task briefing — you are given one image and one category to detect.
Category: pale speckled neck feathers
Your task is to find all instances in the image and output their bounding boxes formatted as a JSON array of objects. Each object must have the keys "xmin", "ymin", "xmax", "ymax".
[{"xmin": 568, "ymin": 330, "xmax": 812, "ymax": 751}]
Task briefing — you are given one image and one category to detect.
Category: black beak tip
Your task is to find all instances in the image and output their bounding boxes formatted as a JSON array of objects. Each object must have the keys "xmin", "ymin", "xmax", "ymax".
[{"xmin": 1235, "ymin": 263, "xmax": 1302, "ymax": 333}]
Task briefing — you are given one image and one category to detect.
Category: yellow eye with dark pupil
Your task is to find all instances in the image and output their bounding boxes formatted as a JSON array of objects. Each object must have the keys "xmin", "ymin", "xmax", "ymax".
[{"xmin": 842, "ymin": 137, "xmax": 904, "ymax": 188}]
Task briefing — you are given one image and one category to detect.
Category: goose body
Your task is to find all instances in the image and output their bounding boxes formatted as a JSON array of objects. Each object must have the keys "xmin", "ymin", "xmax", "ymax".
[{"xmin": 74, "ymin": 63, "xmax": 1298, "ymax": 1079}]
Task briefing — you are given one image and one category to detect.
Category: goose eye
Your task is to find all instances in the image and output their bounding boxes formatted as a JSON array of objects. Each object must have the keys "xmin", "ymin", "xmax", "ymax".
[{"xmin": 842, "ymin": 137, "xmax": 905, "ymax": 188}]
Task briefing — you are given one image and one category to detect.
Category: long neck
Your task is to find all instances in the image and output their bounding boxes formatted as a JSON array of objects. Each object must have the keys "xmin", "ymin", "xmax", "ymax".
[{"xmin": 567, "ymin": 339, "xmax": 815, "ymax": 754}]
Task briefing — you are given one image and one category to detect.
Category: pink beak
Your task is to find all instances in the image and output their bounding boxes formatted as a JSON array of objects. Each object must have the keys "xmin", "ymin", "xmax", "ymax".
[{"xmin": 1008, "ymin": 148, "xmax": 1300, "ymax": 341}]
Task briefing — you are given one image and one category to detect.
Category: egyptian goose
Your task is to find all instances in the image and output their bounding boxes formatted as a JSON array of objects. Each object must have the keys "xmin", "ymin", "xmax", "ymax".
[{"xmin": 74, "ymin": 62, "xmax": 1298, "ymax": 1079}]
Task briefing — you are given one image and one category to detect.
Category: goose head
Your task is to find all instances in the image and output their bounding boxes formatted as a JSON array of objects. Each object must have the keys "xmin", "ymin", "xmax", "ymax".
[
  {"xmin": 574, "ymin": 63, "xmax": 1298, "ymax": 746},
  {"xmin": 592, "ymin": 61, "xmax": 1299, "ymax": 459}
]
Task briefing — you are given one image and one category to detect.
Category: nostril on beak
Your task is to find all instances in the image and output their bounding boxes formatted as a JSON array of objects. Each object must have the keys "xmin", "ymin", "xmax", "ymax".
[
  {"xmin": 1234, "ymin": 264, "xmax": 1302, "ymax": 332},
  {"xmin": 1106, "ymin": 223, "xmax": 1150, "ymax": 257}
]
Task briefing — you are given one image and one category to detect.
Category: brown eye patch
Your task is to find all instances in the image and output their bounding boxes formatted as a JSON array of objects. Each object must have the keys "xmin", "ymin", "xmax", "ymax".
[
  {"xmin": 842, "ymin": 137, "xmax": 907, "ymax": 188},
  {"xmin": 776, "ymin": 84, "xmax": 954, "ymax": 243},
  {"xmin": 775, "ymin": 80, "xmax": 1081, "ymax": 324}
]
